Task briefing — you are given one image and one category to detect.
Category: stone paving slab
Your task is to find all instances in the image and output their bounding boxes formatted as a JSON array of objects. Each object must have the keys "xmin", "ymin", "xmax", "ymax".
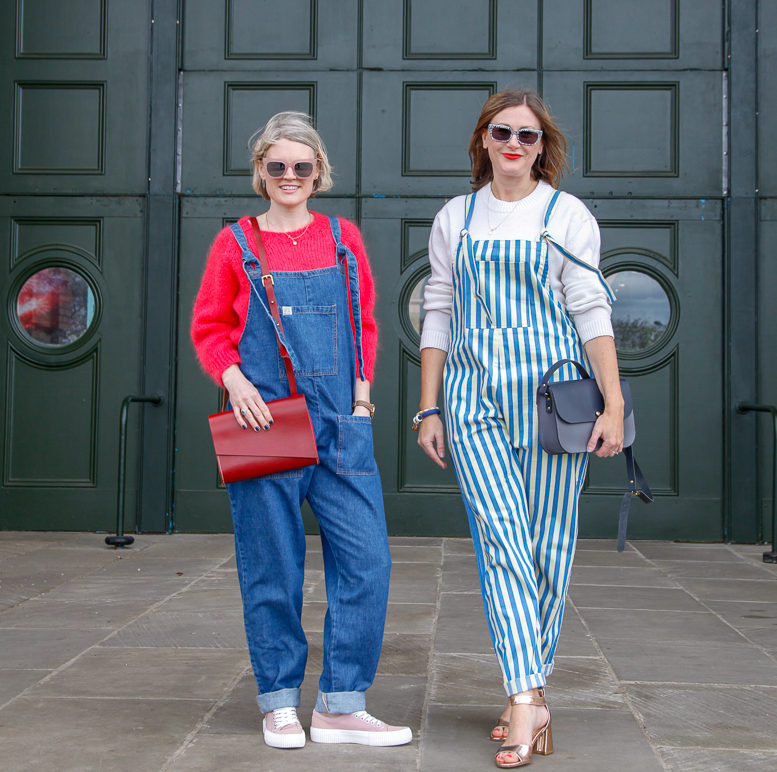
[
  {"xmin": 2, "ymin": 533, "xmax": 777, "ymax": 771},
  {"xmin": 25, "ymin": 647, "xmax": 248, "ymax": 700},
  {"xmin": 625, "ymin": 684, "xmax": 777, "ymax": 751},
  {"xmin": 597, "ymin": 639, "xmax": 777, "ymax": 685},
  {"xmin": 569, "ymin": 585, "xmax": 703, "ymax": 611},
  {"xmin": 0, "ymin": 696, "xmax": 213, "ymax": 772},
  {"xmin": 657, "ymin": 747, "xmax": 777, "ymax": 771}
]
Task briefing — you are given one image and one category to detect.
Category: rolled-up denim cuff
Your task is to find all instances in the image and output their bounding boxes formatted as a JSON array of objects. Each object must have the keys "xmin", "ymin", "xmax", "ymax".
[
  {"xmin": 257, "ymin": 687, "xmax": 300, "ymax": 714},
  {"xmin": 315, "ymin": 690, "xmax": 366, "ymax": 714}
]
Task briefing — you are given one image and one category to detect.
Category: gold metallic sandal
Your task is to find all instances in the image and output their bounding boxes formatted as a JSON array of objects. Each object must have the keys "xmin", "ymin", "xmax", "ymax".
[
  {"xmin": 494, "ymin": 688, "xmax": 553, "ymax": 769},
  {"xmin": 490, "ymin": 716, "xmax": 510, "ymax": 742}
]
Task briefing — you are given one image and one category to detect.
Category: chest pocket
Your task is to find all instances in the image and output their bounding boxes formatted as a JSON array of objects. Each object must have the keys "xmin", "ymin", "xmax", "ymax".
[
  {"xmin": 277, "ymin": 304, "xmax": 337, "ymax": 378},
  {"xmin": 474, "ymin": 246, "xmax": 537, "ymax": 329}
]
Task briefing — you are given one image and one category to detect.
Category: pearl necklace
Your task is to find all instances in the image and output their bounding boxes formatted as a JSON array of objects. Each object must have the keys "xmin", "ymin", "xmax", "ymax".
[{"xmin": 266, "ymin": 211, "xmax": 313, "ymax": 246}]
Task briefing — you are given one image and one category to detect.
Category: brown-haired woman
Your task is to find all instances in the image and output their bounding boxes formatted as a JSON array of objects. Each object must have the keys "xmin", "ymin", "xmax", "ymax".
[{"xmin": 416, "ymin": 89, "xmax": 624, "ymax": 768}]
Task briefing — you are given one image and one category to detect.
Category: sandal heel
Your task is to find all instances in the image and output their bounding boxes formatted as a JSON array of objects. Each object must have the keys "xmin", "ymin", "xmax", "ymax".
[{"xmin": 533, "ymin": 722, "xmax": 553, "ymax": 755}]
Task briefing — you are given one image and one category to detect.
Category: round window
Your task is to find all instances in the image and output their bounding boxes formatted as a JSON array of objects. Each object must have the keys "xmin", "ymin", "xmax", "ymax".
[
  {"xmin": 15, "ymin": 266, "xmax": 96, "ymax": 347},
  {"xmin": 609, "ymin": 270, "xmax": 672, "ymax": 354},
  {"xmin": 407, "ymin": 271, "xmax": 430, "ymax": 337}
]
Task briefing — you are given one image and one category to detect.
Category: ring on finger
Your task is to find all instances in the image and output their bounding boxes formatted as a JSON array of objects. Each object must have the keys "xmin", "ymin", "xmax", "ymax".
[{"xmin": 240, "ymin": 408, "xmax": 246, "ymax": 415}]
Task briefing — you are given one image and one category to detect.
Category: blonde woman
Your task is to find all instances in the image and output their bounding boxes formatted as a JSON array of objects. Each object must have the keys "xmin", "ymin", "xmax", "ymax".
[{"xmin": 192, "ymin": 112, "xmax": 410, "ymax": 750}]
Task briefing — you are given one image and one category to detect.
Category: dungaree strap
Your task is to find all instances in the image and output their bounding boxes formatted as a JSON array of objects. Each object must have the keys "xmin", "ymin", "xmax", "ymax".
[
  {"xmin": 227, "ymin": 221, "xmax": 299, "ymax": 396},
  {"xmin": 327, "ymin": 216, "xmax": 366, "ymax": 382},
  {"xmin": 461, "ymin": 191, "xmax": 477, "ymax": 236},
  {"xmin": 540, "ymin": 191, "xmax": 616, "ymax": 304}
]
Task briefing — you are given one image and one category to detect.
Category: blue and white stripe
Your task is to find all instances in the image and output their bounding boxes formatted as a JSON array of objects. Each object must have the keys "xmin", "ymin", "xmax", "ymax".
[{"xmin": 444, "ymin": 189, "xmax": 590, "ymax": 695}]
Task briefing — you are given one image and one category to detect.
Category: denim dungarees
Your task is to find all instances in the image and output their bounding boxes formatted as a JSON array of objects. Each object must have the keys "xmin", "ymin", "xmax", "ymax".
[{"xmin": 227, "ymin": 217, "xmax": 390, "ymax": 715}]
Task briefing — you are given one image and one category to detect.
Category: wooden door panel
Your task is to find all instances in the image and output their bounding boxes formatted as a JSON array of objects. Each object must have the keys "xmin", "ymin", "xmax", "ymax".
[
  {"xmin": 758, "ymin": 0, "xmax": 777, "ymax": 195},
  {"xmin": 0, "ymin": 197, "xmax": 146, "ymax": 530},
  {"xmin": 183, "ymin": 0, "xmax": 358, "ymax": 71},
  {"xmin": 362, "ymin": 0, "xmax": 536, "ymax": 70},
  {"xmin": 542, "ymin": 71, "xmax": 723, "ymax": 198},
  {"xmin": 361, "ymin": 71, "xmax": 538, "ymax": 197},
  {"xmin": 361, "ymin": 196, "xmax": 468, "ymax": 535},
  {"xmin": 542, "ymin": 0, "xmax": 722, "ymax": 70},
  {"xmin": 582, "ymin": 198, "xmax": 723, "ymax": 541},
  {"xmin": 0, "ymin": 0, "xmax": 150, "ymax": 195},
  {"xmin": 180, "ymin": 71, "xmax": 358, "ymax": 196},
  {"xmin": 758, "ymin": 203, "xmax": 777, "ymax": 542}
]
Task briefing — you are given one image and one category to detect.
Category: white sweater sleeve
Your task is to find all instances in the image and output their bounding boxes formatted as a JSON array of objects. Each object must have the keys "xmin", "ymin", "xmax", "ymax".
[
  {"xmin": 553, "ymin": 194, "xmax": 614, "ymax": 343},
  {"xmin": 420, "ymin": 203, "xmax": 456, "ymax": 352}
]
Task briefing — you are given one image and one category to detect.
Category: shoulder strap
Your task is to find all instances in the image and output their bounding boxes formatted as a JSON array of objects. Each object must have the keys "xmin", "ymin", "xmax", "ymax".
[
  {"xmin": 617, "ymin": 446, "xmax": 653, "ymax": 551},
  {"xmin": 543, "ymin": 189, "xmax": 562, "ymax": 228},
  {"xmin": 248, "ymin": 217, "xmax": 298, "ymax": 396},
  {"xmin": 462, "ymin": 191, "xmax": 477, "ymax": 232},
  {"xmin": 229, "ymin": 221, "xmax": 250, "ymax": 252}
]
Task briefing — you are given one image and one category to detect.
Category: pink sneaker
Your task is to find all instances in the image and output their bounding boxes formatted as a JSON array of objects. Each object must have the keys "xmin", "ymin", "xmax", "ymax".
[
  {"xmin": 310, "ymin": 709, "xmax": 412, "ymax": 746},
  {"xmin": 262, "ymin": 707, "xmax": 306, "ymax": 749}
]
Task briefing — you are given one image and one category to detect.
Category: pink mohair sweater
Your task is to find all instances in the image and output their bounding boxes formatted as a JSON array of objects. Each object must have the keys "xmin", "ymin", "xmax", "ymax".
[{"xmin": 191, "ymin": 212, "xmax": 378, "ymax": 386}]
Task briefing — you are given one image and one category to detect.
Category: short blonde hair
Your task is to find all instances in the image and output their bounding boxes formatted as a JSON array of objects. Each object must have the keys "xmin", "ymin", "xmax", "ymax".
[{"xmin": 249, "ymin": 111, "xmax": 333, "ymax": 199}]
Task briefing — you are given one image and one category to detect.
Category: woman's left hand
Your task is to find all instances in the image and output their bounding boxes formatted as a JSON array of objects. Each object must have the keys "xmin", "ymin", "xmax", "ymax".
[
  {"xmin": 352, "ymin": 405, "xmax": 372, "ymax": 418},
  {"xmin": 587, "ymin": 408, "xmax": 624, "ymax": 458}
]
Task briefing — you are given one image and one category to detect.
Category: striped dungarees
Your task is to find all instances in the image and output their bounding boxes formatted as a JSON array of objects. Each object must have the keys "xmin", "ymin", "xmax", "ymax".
[{"xmin": 444, "ymin": 189, "xmax": 591, "ymax": 695}]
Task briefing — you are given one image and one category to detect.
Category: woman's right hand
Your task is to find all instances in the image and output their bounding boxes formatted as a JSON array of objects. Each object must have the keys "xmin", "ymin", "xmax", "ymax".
[
  {"xmin": 417, "ymin": 414, "xmax": 447, "ymax": 469},
  {"xmin": 221, "ymin": 364, "xmax": 273, "ymax": 431}
]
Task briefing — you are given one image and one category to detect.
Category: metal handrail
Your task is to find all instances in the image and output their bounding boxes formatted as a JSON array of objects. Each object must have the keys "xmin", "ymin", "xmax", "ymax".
[
  {"xmin": 737, "ymin": 402, "xmax": 777, "ymax": 563},
  {"xmin": 105, "ymin": 394, "xmax": 164, "ymax": 548}
]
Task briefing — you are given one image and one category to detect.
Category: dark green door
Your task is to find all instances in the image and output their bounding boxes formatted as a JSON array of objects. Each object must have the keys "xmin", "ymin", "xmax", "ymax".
[
  {"xmin": 4, "ymin": 1, "xmax": 762, "ymax": 542},
  {"xmin": 0, "ymin": 1, "xmax": 151, "ymax": 529},
  {"xmin": 171, "ymin": 0, "xmax": 729, "ymax": 542}
]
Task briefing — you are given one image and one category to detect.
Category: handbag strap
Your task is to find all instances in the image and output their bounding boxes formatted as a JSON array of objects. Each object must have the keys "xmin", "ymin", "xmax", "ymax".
[
  {"xmin": 539, "ymin": 358, "xmax": 590, "ymax": 388},
  {"xmin": 540, "ymin": 359, "xmax": 652, "ymax": 551},
  {"xmin": 248, "ymin": 216, "xmax": 298, "ymax": 396},
  {"xmin": 617, "ymin": 446, "xmax": 654, "ymax": 551}
]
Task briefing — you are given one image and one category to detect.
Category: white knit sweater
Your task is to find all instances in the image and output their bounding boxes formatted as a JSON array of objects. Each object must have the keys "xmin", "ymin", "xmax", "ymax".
[{"xmin": 420, "ymin": 181, "xmax": 614, "ymax": 352}]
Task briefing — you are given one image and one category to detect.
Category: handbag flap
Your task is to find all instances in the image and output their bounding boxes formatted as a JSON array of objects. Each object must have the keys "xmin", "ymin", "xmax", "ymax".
[
  {"xmin": 208, "ymin": 394, "xmax": 317, "ymax": 459},
  {"xmin": 548, "ymin": 378, "xmax": 633, "ymax": 425}
]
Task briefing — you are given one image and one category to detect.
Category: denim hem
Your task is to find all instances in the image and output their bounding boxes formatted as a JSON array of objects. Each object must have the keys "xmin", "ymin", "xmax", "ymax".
[
  {"xmin": 315, "ymin": 690, "xmax": 366, "ymax": 714},
  {"xmin": 504, "ymin": 671, "xmax": 546, "ymax": 696},
  {"xmin": 257, "ymin": 687, "xmax": 301, "ymax": 714}
]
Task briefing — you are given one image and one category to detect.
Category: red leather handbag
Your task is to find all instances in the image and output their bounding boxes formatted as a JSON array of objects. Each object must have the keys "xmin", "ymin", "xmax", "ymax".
[{"xmin": 208, "ymin": 218, "xmax": 318, "ymax": 484}]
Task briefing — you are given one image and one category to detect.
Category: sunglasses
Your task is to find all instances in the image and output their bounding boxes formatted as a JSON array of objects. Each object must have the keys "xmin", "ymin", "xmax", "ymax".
[
  {"xmin": 488, "ymin": 124, "xmax": 543, "ymax": 146},
  {"xmin": 262, "ymin": 159, "xmax": 316, "ymax": 178}
]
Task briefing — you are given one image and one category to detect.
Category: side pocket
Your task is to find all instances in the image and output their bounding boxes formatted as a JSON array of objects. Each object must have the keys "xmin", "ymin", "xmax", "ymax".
[{"xmin": 336, "ymin": 415, "xmax": 378, "ymax": 475}]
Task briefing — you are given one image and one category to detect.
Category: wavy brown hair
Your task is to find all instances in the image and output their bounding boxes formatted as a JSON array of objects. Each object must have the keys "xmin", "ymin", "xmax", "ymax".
[{"xmin": 468, "ymin": 89, "xmax": 568, "ymax": 190}]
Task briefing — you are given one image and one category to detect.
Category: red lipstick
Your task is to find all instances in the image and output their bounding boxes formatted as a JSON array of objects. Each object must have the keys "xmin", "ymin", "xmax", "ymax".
[{"xmin": 503, "ymin": 153, "xmax": 521, "ymax": 160}]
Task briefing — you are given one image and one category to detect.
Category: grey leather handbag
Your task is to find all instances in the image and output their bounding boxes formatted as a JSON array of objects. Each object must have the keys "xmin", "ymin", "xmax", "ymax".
[{"xmin": 536, "ymin": 359, "xmax": 652, "ymax": 551}]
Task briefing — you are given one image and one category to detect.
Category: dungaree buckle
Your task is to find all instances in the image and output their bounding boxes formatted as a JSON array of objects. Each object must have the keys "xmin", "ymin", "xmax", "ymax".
[{"xmin": 261, "ymin": 274, "xmax": 274, "ymax": 286}]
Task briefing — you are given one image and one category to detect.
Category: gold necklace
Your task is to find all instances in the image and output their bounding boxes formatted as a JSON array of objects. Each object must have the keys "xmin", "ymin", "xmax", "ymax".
[
  {"xmin": 266, "ymin": 211, "xmax": 313, "ymax": 246},
  {"xmin": 486, "ymin": 189, "xmax": 522, "ymax": 233}
]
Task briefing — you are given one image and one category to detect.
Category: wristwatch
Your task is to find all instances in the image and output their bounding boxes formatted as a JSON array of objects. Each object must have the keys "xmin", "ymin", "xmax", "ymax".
[{"xmin": 353, "ymin": 400, "xmax": 375, "ymax": 418}]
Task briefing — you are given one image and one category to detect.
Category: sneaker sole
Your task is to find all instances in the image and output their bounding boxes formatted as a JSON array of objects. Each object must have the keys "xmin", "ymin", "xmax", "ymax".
[
  {"xmin": 310, "ymin": 726, "xmax": 412, "ymax": 747},
  {"xmin": 262, "ymin": 718, "xmax": 306, "ymax": 749}
]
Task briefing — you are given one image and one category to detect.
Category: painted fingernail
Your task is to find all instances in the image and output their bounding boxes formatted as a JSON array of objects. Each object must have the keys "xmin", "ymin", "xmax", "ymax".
[
  {"xmin": 242, "ymin": 424, "xmax": 247, "ymax": 430},
  {"xmin": 254, "ymin": 426, "xmax": 260, "ymax": 432},
  {"xmin": 269, "ymin": 420, "xmax": 274, "ymax": 425},
  {"xmin": 264, "ymin": 424, "xmax": 270, "ymax": 431}
]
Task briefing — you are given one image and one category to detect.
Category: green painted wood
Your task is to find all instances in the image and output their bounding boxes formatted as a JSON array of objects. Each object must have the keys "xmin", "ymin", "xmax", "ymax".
[
  {"xmin": 0, "ymin": 0, "xmax": 151, "ymax": 195},
  {"xmin": 543, "ymin": 0, "xmax": 722, "ymax": 70},
  {"xmin": 0, "ymin": 197, "xmax": 147, "ymax": 531},
  {"xmin": 2, "ymin": 0, "xmax": 765, "ymax": 543}
]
